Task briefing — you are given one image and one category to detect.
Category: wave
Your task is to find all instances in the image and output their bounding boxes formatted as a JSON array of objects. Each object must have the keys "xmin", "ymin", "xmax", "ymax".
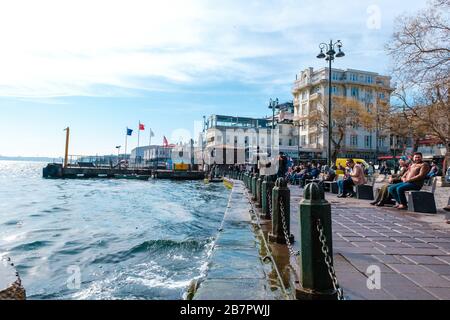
[
  {"xmin": 91, "ymin": 239, "xmax": 211, "ymax": 264},
  {"xmin": 11, "ymin": 240, "xmax": 53, "ymax": 251}
]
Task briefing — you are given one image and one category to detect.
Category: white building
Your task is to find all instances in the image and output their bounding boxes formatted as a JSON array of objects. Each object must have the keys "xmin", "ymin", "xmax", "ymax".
[{"xmin": 292, "ymin": 67, "xmax": 394, "ymax": 161}]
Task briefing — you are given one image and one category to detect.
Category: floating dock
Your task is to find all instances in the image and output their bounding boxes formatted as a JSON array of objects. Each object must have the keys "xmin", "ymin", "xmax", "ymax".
[{"xmin": 42, "ymin": 163, "xmax": 205, "ymax": 180}]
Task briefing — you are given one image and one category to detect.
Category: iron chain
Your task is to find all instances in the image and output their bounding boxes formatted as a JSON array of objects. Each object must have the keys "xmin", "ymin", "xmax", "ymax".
[
  {"xmin": 267, "ymin": 190, "xmax": 272, "ymax": 216},
  {"xmin": 279, "ymin": 199, "xmax": 300, "ymax": 257},
  {"xmin": 316, "ymin": 219, "xmax": 344, "ymax": 300}
]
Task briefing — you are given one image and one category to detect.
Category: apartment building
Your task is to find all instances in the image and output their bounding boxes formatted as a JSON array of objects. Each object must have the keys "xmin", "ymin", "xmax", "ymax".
[{"xmin": 292, "ymin": 67, "xmax": 394, "ymax": 161}]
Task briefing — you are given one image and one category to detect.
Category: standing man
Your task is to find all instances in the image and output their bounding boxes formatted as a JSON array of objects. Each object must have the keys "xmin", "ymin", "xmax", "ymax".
[{"xmin": 388, "ymin": 152, "xmax": 430, "ymax": 210}]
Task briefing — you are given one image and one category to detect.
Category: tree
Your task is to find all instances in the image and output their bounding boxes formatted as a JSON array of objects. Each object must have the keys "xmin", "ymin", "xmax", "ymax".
[
  {"xmin": 386, "ymin": 0, "xmax": 450, "ymax": 87},
  {"xmin": 306, "ymin": 96, "xmax": 375, "ymax": 162},
  {"xmin": 386, "ymin": 0, "xmax": 450, "ymax": 169}
]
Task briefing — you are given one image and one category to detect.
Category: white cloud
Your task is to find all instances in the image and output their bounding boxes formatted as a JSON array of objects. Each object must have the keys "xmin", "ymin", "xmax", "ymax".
[{"xmin": 0, "ymin": 0, "xmax": 427, "ymax": 97}]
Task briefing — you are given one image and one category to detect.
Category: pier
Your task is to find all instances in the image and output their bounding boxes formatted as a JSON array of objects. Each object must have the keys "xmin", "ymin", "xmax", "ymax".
[{"xmin": 42, "ymin": 163, "xmax": 205, "ymax": 180}]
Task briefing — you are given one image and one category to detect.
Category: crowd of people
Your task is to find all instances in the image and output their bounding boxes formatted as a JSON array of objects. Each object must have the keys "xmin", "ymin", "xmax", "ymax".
[{"xmin": 223, "ymin": 151, "xmax": 449, "ymax": 216}]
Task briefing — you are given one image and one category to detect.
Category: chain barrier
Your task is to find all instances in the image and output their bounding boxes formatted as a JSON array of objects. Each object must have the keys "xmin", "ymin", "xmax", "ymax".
[
  {"xmin": 316, "ymin": 219, "xmax": 344, "ymax": 300},
  {"xmin": 267, "ymin": 189, "xmax": 272, "ymax": 216},
  {"xmin": 279, "ymin": 199, "xmax": 300, "ymax": 257}
]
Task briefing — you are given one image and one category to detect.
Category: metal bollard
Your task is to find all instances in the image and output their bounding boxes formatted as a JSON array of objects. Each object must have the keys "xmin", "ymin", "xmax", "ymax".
[
  {"xmin": 261, "ymin": 175, "xmax": 275, "ymax": 219},
  {"xmin": 256, "ymin": 175, "xmax": 264, "ymax": 208},
  {"xmin": 269, "ymin": 178, "xmax": 294, "ymax": 244},
  {"xmin": 251, "ymin": 173, "xmax": 259, "ymax": 201},
  {"xmin": 296, "ymin": 182, "xmax": 340, "ymax": 300},
  {"xmin": 244, "ymin": 173, "xmax": 249, "ymax": 188}
]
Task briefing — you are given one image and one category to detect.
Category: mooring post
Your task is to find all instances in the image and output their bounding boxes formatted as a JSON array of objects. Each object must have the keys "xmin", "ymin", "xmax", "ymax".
[
  {"xmin": 244, "ymin": 172, "xmax": 248, "ymax": 188},
  {"xmin": 296, "ymin": 182, "xmax": 339, "ymax": 300},
  {"xmin": 269, "ymin": 177, "xmax": 294, "ymax": 244},
  {"xmin": 251, "ymin": 173, "xmax": 259, "ymax": 201},
  {"xmin": 256, "ymin": 174, "xmax": 264, "ymax": 208},
  {"xmin": 261, "ymin": 175, "xmax": 275, "ymax": 219}
]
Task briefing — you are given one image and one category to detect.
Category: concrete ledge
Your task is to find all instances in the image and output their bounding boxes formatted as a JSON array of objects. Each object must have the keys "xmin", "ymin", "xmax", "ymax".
[{"xmin": 193, "ymin": 180, "xmax": 274, "ymax": 300}]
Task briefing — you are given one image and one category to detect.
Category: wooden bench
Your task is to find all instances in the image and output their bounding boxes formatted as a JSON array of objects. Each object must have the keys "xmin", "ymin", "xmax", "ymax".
[{"xmin": 406, "ymin": 177, "xmax": 438, "ymax": 214}]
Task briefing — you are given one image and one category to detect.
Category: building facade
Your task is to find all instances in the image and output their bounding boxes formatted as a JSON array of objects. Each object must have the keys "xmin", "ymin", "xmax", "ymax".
[
  {"xmin": 202, "ymin": 108, "xmax": 299, "ymax": 166},
  {"xmin": 292, "ymin": 67, "xmax": 394, "ymax": 161}
]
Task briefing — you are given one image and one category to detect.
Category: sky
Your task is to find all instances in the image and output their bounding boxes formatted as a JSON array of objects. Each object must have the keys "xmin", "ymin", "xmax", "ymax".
[{"xmin": 0, "ymin": 0, "xmax": 428, "ymax": 157}]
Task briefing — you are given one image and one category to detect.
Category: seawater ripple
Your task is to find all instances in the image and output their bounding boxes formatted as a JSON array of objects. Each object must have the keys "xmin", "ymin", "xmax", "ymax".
[{"xmin": 0, "ymin": 161, "xmax": 230, "ymax": 300}]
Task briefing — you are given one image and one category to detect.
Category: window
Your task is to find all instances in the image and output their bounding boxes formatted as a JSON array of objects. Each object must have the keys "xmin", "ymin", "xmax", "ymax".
[
  {"xmin": 332, "ymin": 72, "xmax": 339, "ymax": 81},
  {"xmin": 289, "ymin": 139, "xmax": 293, "ymax": 146},
  {"xmin": 279, "ymin": 138, "xmax": 283, "ymax": 146},
  {"xmin": 351, "ymin": 87, "xmax": 359, "ymax": 98},
  {"xmin": 299, "ymin": 120, "xmax": 306, "ymax": 130},
  {"xmin": 226, "ymin": 136, "xmax": 230, "ymax": 143},
  {"xmin": 300, "ymin": 135, "xmax": 306, "ymax": 146},
  {"xmin": 350, "ymin": 135, "xmax": 358, "ymax": 146},
  {"xmin": 367, "ymin": 75, "xmax": 373, "ymax": 84},
  {"xmin": 332, "ymin": 86, "xmax": 338, "ymax": 94},
  {"xmin": 302, "ymin": 91, "xmax": 307, "ymax": 100},
  {"xmin": 364, "ymin": 135, "xmax": 372, "ymax": 148},
  {"xmin": 350, "ymin": 73, "xmax": 358, "ymax": 82},
  {"xmin": 301, "ymin": 103, "xmax": 307, "ymax": 115}
]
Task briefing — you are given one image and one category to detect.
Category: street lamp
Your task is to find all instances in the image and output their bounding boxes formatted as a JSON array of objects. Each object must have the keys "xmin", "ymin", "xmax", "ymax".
[
  {"xmin": 268, "ymin": 98, "xmax": 280, "ymax": 157},
  {"xmin": 316, "ymin": 40, "xmax": 345, "ymax": 166},
  {"xmin": 268, "ymin": 98, "xmax": 280, "ymax": 130}
]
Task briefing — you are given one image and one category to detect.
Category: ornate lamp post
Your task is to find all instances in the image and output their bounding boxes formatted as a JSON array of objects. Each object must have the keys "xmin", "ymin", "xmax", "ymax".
[
  {"xmin": 316, "ymin": 40, "xmax": 345, "ymax": 166},
  {"xmin": 268, "ymin": 98, "xmax": 280, "ymax": 145}
]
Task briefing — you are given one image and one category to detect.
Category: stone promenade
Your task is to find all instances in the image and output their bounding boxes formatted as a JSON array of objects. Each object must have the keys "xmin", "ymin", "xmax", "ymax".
[{"xmin": 289, "ymin": 186, "xmax": 450, "ymax": 300}]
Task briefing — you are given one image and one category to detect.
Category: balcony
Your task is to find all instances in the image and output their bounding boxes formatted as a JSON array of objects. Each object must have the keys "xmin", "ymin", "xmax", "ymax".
[{"xmin": 309, "ymin": 92, "xmax": 321, "ymax": 101}]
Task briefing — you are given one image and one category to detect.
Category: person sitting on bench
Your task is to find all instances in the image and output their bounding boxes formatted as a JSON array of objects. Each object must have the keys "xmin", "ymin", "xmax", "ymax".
[
  {"xmin": 370, "ymin": 156, "xmax": 410, "ymax": 207},
  {"xmin": 388, "ymin": 152, "xmax": 430, "ymax": 210},
  {"xmin": 337, "ymin": 159, "xmax": 367, "ymax": 198}
]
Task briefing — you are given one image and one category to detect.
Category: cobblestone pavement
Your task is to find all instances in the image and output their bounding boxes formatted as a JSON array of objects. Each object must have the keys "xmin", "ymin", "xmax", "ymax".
[{"xmin": 289, "ymin": 186, "xmax": 450, "ymax": 300}]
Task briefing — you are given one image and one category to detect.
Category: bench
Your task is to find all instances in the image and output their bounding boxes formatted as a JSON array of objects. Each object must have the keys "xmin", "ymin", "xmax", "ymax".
[
  {"xmin": 355, "ymin": 177, "xmax": 376, "ymax": 200},
  {"xmin": 323, "ymin": 181, "xmax": 339, "ymax": 194},
  {"xmin": 406, "ymin": 177, "xmax": 438, "ymax": 214}
]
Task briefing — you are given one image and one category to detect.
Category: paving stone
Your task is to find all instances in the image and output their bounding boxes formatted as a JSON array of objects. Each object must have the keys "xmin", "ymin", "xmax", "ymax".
[
  {"xmin": 403, "ymin": 255, "xmax": 450, "ymax": 265},
  {"xmin": 404, "ymin": 273, "xmax": 450, "ymax": 288},
  {"xmin": 372, "ymin": 254, "xmax": 408, "ymax": 264},
  {"xmin": 386, "ymin": 264, "xmax": 431, "ymax": 274},
  {"xmin": 422, "ymin": 264, "xmax": 450, "ymax": 275},
  {"xmin": 424, "ymin": 287, "xmax": 450, "ymax": 300},
  {"xmin": 376, "ymin": 247, "xmax": 447, "ymax": 256}
]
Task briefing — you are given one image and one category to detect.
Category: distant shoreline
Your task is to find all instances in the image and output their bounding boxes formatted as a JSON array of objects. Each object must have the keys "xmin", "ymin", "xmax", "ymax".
[{"xmin": 0, "ymin": 157, "xmax": 63, "ymax": 163}]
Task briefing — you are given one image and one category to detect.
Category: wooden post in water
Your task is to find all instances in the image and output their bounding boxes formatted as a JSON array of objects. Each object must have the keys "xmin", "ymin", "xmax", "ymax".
[{"xmin": 64, "ymin": 127, "xmax": 70, "ymax": 168}]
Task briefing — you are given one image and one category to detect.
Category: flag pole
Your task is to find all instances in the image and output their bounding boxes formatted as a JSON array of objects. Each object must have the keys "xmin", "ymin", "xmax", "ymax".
[
  {"xmin": 137, "ymin": 121, "xmax": 140, "ymax": 164},
  {"xmin": 125, "ymin": 128, "xmax": 128, "ymax": 161}
]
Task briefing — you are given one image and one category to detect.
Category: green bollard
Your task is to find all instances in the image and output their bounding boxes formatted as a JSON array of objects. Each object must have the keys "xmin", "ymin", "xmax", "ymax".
[
  {"xmin": 269, "ymin": 178, "xmax": 294, "ymax": 244},
  {"xmin": 251, "ymin": 173, "xmax": 258, "ymax": 201},
  {"xmin": 244, "ymin": 173, "xmax": 249, "ymax": 188},
  {"xmin": 261, "ymin": 175, "xmax": 275, "ymax": 219},
  {"xmin": 296, "ymin": 182, "xmax": 338, "ymax": 300},
  {"xmin": 256, "ymin": 175, "xmax": 264, "ymax": 208}
]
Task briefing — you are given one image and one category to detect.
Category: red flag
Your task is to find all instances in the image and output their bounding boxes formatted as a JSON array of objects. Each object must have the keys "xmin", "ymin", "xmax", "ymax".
[
  {"xmin": 163, "ymin": 136, "xmax": 169, "ymax": 147},
  {"xmin": 139, "ymin": 123, "xmax": 145, "ymax": 131}
]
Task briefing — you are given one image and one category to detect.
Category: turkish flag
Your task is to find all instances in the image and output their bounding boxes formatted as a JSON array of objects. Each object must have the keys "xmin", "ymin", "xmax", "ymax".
[{"xmin": 139, "ymin": 123, "xmax": 145, "ymax": 131}]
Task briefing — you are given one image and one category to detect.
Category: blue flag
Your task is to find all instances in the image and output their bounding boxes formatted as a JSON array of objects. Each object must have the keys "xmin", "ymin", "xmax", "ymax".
[{"xmin": 127, "ymin": 128, "xmax": 133, "ymax": 136}]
